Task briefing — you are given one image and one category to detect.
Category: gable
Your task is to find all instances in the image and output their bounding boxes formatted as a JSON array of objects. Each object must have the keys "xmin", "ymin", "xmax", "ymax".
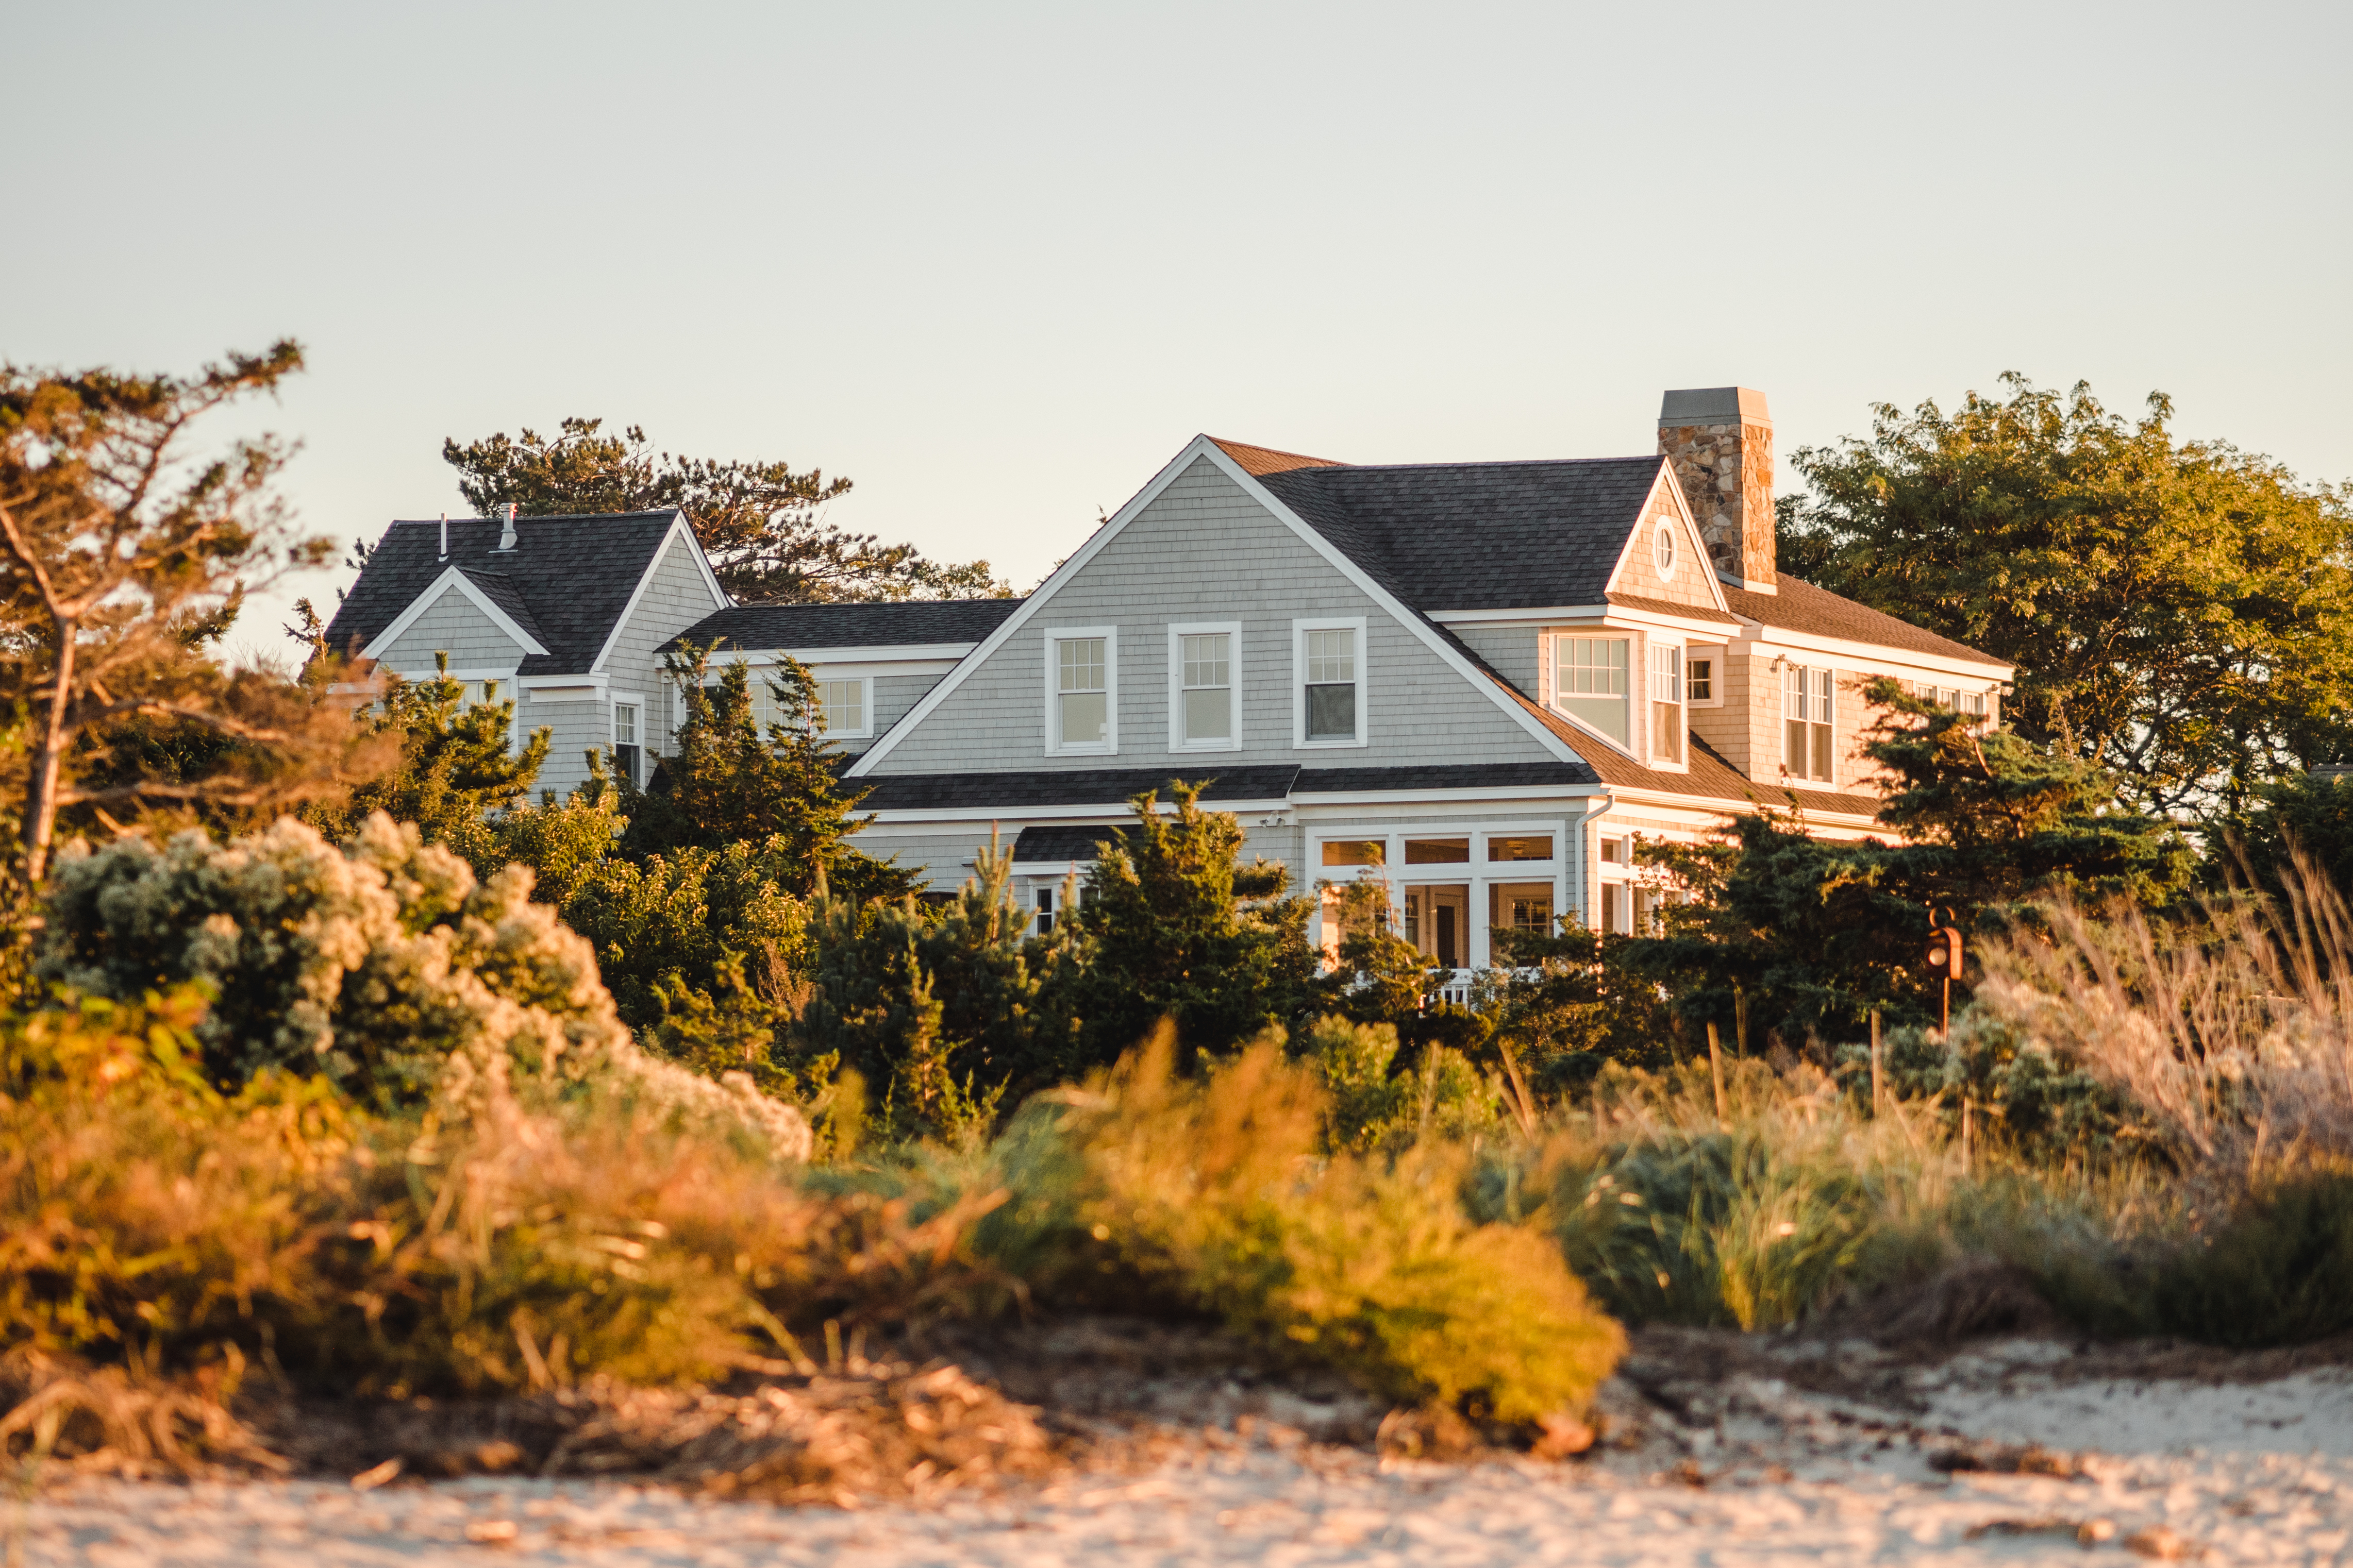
[
  {"xmin": 1605, "ymin": 473, "xmax": 1728, "ymax": 612},
  {"xmin": 855, "ymin": 453, "xmax": 1566, "ymax": 778},
  {"xmin": 372, "ymin": 579, "xmax": 526, "ymax": 672}
]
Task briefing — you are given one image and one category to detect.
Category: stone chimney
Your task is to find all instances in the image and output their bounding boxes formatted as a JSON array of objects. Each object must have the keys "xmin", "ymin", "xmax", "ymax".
[{"xmin": 1658, "ymin": 386, "xmax": 1774, "ymax": 592}]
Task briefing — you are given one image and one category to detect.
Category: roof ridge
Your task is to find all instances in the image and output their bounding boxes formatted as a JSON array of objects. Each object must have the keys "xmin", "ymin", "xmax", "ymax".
[
  {"xmin": 1285, "ymin": 453, "xmax": 1665, "ymax": 476},
  {"xmin": 1209, "ymin": 437, "xmax": 1349, "ymax": 477}
]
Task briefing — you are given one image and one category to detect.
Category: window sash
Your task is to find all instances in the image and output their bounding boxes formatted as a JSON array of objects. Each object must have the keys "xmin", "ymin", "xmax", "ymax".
[
  {"xmin": 1058, "ymin": 637, "xmax": 1106, "ymax": 694},
  {"xmin": 1556, "ymin": 637, "xmax": 1627, "ymax": 696},
  {"xmin": 1305, "ymin": 680, "xmax": 1356, "ymax": 741},
  {"xmin": 1305, "ymin": 627, "xmax": 1354, "ymax": 684},
  {"xmin": 613, "ymin": 702, "xmax": 637, "ymax": 746},
  {"xmin": 1180, "ymin": 632, "xmax": 1232, "ymax": 742},
  {"xmin": 812, "ymin": 678, "xmax": 864, "ymax": 735},
  {"xmin": 1687, "ymin": 657, "xmax": 1713, "ymax": 702}
]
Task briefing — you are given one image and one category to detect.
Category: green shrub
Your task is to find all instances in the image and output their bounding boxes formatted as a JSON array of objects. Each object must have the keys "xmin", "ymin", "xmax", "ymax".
[
  {"xmin": 1027, "ymin": 1032, "xmax": 1623, "ymax": 1422},
  {"xmin": 2156, "ymin": 1162, "xmax": 2353, "ymax": 1347},
  {"xmin": 1296, "ymin": 1014, "xmax": 1501, "ymax": 1154}
]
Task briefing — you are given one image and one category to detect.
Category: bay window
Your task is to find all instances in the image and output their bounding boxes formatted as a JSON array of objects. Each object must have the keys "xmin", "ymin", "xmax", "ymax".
[
  {"xmin": 1649, "ymin": 642, "xmax": 1684, "ymax": 763},
  {"xmin": 1783, "ymin": 665, "xmax": 1835, "ymax": 781},
  {"xmin": 1554, "ymin": 636, "xmax": 1629, "ymax": 745}
]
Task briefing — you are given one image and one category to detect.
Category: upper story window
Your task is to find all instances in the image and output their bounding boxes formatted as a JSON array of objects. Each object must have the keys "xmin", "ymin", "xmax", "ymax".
[
  {"xmin": 1650, "ymin": 642, "xmax": 1684, "ymax": 764},
  {"xmin": 613, "ymin": 700, "xmax": 641, "ymax": 785},
  {"xmin": 1170, "ymin": 623, "xmax": 1240, "ymax": 750},
  {"xmin": 1554, "ymin": 636, "xmax": 1629, "ymax": 746},
  {"xmin": 1654, "ymin": 522, "xmax": 1678, "ymax": 578},
  {"xmin": 1049, "ymin": 631, "xmax": 1114, "ymax": 753},
  {"xmin": 1295, "ymin": 619, "xmax": 1366, "ymax": 747},
  {"xmin": 811, "ymin": 677, "xmax": 869, "ymax": 738},
  {"xmin": 1687, "ymin": 655, "xmax": 1714, "ymax": 703},
  {"xmin": 1783, "ymin": 665, "xmax": 1835, "ymax": 781}
]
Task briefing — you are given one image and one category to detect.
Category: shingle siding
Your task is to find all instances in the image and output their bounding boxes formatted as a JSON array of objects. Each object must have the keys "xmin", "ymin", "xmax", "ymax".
[
  {"xmin": 1613, "ymin": 486, "xmax": 1723, "ymax": 610},
  {"xmin": 1450, "ymin": 625, "xmax": 1542, "ymax": 694},
  {"xmin": 375, "ymin": 589, "xmax": 525, "ymax": 673},
  {"xmin": 865, "ymin": 457, "xmax": 1560, "ymax": 778},
  {"xmin": 602, "ymin": 534, "xmax": 727, "ymax": 747},
  {"xmin": 522, "ymin": 696, "xmax": 612, "ymax": 800}
]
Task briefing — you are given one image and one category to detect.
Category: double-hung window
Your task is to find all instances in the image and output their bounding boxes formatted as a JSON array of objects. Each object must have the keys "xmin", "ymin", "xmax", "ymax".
[
  {"xmin": 1783, "ymin": 665, "xmax": 1835, "ymax": 781},
  {"xmin": 811, "ymin": 677, "xmax": 867, "ymax": 738},
  {"xmin": 1170, "ymin": 623, "xmax": 1239, "ymax": 749},
  {"xmin": 1554, "ymin": 636, "xmax": 1629, "ymax": 745},
  {"xmin": 1649, "ymin": 642, "xmax": 1684, "ymax": 764},
  {"xmin": 1295, "ymin": 619, "xmax": 1365, "ymax": 746},
  {"xmin": 613, "ymin": 700, "xmax": 641, "ymax": 785},
  {"xmin": 1048, "ymin": 631, "xmax": 1114, "ymax": 753}
]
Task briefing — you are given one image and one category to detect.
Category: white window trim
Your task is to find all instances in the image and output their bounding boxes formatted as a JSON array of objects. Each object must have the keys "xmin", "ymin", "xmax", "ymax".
[
  {"xmin": 1543, "ymin": 631, "xmax": 1638, "ymax": 759},
  {"xmin": 1292, "ymin": 616, "xmax": 1369, "ymax": 750},
  {"xmin": 1306, "ymin": 822, "xmax": 1569, "ymax": 971},
  {"xmin": 1684, "ymin": 644, "xmax": 1725, "ymax": 709},
  {"xmin": 1166, "ymin": 620, "xmax": 1243, "ymax": 754},
  {"xmin": 1044, "ymin": 626, "xmax": 1119, "ymax": 757},
  {"xmin": 807, "ymin": 671, "xmax": 875, "ymax": 740},
  {"xmin": 1654, "ymin": 521, "xmax": 1678, "ymax": 580}
]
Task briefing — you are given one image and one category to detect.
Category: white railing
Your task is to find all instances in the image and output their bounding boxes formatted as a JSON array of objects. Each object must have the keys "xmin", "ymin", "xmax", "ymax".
[{"xmin": 1433, "ymin": 969, "xmax": 1476, "ymax": 1008}]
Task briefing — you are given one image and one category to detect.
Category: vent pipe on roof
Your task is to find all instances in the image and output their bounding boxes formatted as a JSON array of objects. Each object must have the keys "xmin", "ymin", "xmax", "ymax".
[
  {"xmin": 438, "ymin": 512, "xmax": 448, "ymax": 561},
  {"xmin": 494, "ymin": 502, "xmax": 518, "ymax": 553}
]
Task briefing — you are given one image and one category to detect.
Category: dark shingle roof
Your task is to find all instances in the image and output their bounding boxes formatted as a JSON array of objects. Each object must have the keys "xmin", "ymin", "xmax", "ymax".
[
  {"xmin": 1010, "ymin": 824, "xmax": 1131, "ymax": 862},
  {"xmin": 859, "ymin": 766, "xmax": 1301, "ymax": 814},
  {"xmin": 321, "ymin": 512, "xmax": 689, "ymax": 676},
  {"xmin": 457, "ymin": 568, "xmax": 546, "ymax": 650},
  {"xmin": 666, "ymin": 598, "xmax": 1025, "ymax": 654},
  {"xmin": 1257, "ymin": 457, "xmax": 1667, "ymax": 613},
  {"xmin": 1724, "ymin": 577, "xmax": 2007, "ymax": 666}
]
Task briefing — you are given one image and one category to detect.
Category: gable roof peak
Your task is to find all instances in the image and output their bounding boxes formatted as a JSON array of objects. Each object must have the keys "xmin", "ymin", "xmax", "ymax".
[{"xmin": 1207, "ymin": 436, "xmax": 1348, "ymax": 477}]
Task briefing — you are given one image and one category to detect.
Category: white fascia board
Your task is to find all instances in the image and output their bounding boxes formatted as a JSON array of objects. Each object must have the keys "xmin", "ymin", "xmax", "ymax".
[
  {"xmin": 520, "ymin": 672, "xmax": 609, "ymax": 692},
  {"xmin": 1608, "ymin": 782, "xmax": 1881, "ymax": 829},
  {"xmin": 867, "ymin": 797, "xmax": 1294, "ymax": 826},
  {"xmin": 849, "ymin": 439, "xmax": 1232, "ymax": 775},
  {"xmin": 1427, "ymin": 604, "xmax": 1611, "ymax": 623},
  {"xmin": 1289, "ymin": 783, "xmax": 1600, "ymax": 806},
  {"xmin": 360, "ymin": 568, "xmax": 549, "ymax": 660},
  {"xmin": 589, "ymin": 515, "xmax": 724, "ymax": 675},
  {"xmin": 1745, "ymin": 627, "xmax": 2013, "ymax": 681}
]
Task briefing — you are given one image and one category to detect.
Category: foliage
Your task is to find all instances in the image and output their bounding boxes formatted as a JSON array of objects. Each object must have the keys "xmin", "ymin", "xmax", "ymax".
[
  {"xmin": 1067, "ymin": 781, "xmax": 1326, "ymax": 1065},
  {"xmin": 796, "ymin": 835, "xmax": 1084, "ymax": 1139},
  {"xmin": 1296, "ymin": 1014, "xmax": 1503, "ymax": 1154},
  {"xmin": 620, "ymin": 646, "xmax": 908, "ymax": 901},
  {"xmin": 1841, "ymin": 1010, "xmax": 2153, "ymax": 1168},
  {"xmin": 2153, "ymin": 1161, "xmax": 2353, "ymax": 1348},
  {"xmin": 1019, "ymin": 1033, "xmax": 1623, "ymax": 1423},
  {"xmin": 1483, "ymin": 918, "xmax": 1684, "ymax": 1091},
  {"xmin": 2220, "ymin": 769, "xmax": 2353, "ymax": 907},
  {"xmin": 441, "ymin": 415, "xmax": 1006, "ymax": 603},
  {"xmin": 30, "ymin": 813, "xmax": 811, "ymax": 1157},
  {"xmin": 1779, "ymin": 373, "xmax": 2353, "ymax": 814},
  {"xmin": 0, "ymin": 341, "xmax": 380, "ymax": 881},
  {"xmin": 1621, "ymin": 681, "xmax": 2190, "ymax": 1047},
  {"xmin": 306, "ymin": 655, "xmax": 552, "ymax": 875}
]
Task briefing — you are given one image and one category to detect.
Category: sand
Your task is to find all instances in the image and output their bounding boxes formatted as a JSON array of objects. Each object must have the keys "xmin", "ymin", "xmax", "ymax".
[{"xmin": 11, "ymin": 1338, "xmax": 2351, "ymax": 1565}]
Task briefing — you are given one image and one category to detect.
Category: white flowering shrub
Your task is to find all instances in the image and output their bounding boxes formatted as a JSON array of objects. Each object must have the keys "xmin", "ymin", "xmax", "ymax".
[{"xmin": 38, "ymin": 814, "xmax": 811, "ymax": 1160}]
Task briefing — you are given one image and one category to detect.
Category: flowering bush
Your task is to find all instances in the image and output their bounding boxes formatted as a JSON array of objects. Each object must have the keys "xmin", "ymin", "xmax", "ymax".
[{"xmin": 36, "ymin": 814, "xmax": 809, "ymax": 1159}]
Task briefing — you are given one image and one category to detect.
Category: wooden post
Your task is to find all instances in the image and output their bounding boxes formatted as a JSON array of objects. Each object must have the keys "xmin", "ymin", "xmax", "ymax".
[
  {"xmin": 1869, "ymin": 1008, "xmax": 1883, "ymax": 1117},
  {"xmin": 1961, "ymin": 1095, "xmax": 1974, "ymax": 1173},
  {"xmin": 1733, "ymin": 985, "xmax": 1749, "ymax": 1057},
  {"xmin": 1706, "ymin": 1021, "xmax": 1728, "ymax": 1125}
]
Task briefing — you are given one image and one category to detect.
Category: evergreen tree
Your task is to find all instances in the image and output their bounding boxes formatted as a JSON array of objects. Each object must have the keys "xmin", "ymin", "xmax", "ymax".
[
  {"xmin": 1067, "ymin": 781, "xmax": 1324, "ymax": 1065},
  {"xmin": 2217, "ymin": 769, "xmax": 2353, "ymax": 906}
]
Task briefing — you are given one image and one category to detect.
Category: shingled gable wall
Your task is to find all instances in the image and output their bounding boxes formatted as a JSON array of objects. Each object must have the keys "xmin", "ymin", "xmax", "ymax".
[
  {"xmin": 858, "ymin": 454, "xmax": 1562, "ymax": 777},
  {"xmin": 373, "ymin": 587, "xmax": 528, "ymax": 672}
]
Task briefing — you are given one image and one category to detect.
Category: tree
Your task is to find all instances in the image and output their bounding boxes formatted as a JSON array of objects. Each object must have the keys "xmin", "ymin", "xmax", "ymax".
[
  {"xmin": 620, "ymin": 644, "xmax": 910, "ymax": 900},
  {"xmin": 1778, "ymin": 374, "xmax": 2353, "ymax": 816},
  {"xmin": 1067, "ymin": 781, "xmax": 1325, "ymax": 1065},
  {"xmin": 1621, "ymin": 681, "xmax": 2191, "ymax": 1047},
  {"xmin": 441, "ymin": 416, "xmax": 1008, "ymax": 603},
  {"xmin": 2221, "ymin": 770, "xmax": 2353, "ymax": 907},
  {"xmin": 0, "ymin": 342, "xmax": 373, "ymax": 882}
]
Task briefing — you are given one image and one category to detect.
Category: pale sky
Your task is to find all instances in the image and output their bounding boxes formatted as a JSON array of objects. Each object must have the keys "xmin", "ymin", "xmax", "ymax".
[{"xmin": 11, "ymin": 2, "xmax": 2348, "ymax": 665}]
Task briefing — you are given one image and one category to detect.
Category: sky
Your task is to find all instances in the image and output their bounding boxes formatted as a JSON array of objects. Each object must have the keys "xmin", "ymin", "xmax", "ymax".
[{"xmin": 10, "ymin": 1, "xmax": 2350, "ymax": 665}]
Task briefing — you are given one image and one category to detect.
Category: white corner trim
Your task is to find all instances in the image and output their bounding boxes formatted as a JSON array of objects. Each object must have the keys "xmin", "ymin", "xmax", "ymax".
[
  {"xmin": 589, "ymin": 515, "xmax": 726, "ymax": 674},
  {"xmin": 1291, "ymin": 615, "xmax": 1369, "ymax": 749},
  {"xmin": 1166, "ymin": 620, "xmax": 1244, "ymax": 754},
  {"xmin": 1043, "ymin": 625, "xmax": 1119, "ymax": 757},
  {"xmin": 361, "ymin": 567, "xmax": 550, "ymax": 660},
  {"xmin": 849, "ymin": 439, "xmax": 1217, "ymax": 774}
]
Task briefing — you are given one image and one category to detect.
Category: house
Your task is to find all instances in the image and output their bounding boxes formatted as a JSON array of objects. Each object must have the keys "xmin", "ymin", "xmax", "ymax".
[{"xmin": 324, "ymin": 387, "xmax": 2012, "ymax": 989}]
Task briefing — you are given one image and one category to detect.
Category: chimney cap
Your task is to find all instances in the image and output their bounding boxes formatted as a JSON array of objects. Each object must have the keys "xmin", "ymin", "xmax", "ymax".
[{"xmin": 1659, "ymin": 386, "xmax": 1771, "ymax": 427}]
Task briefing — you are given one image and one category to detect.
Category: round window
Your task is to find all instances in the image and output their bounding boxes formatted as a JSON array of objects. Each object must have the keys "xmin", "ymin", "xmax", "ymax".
[{"xmin": 1655, "ymin": 523, "xmax": 1677, "ymax": 576}]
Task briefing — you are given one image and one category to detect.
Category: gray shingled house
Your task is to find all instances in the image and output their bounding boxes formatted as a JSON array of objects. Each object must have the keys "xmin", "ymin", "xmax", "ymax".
[{"xmin": 325, "ymin": 387, "xmax": 2010, "ymax": 997}]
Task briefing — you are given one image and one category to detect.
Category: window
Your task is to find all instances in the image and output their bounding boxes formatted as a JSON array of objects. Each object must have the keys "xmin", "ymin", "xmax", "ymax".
[
  {"xmin": 1961, "ymin": 690, "xmax": 1989, "ymax": 721},
  {"xmin": 1488, "ymin": 834, "xmax": 1553, "ymax": 862},
  {"xmin": 1404, "ymin": 837, "xmax": 1470, "ymax": 864},
  {"xmin": 1783, "ymin": 665, "xmax": 1835, "ymax": 781},
  {"xmin": 1170, "ymin": 623, "xmax": 1239, "ymax": 749},
  {"xmin": 613, "ymin": 701, "xmax": 641, "ymax": 786},
  {"xmin": 1321, "ymin": 839, "xmax": 1384, "ymax": 867},
  {"xmin": 1599, "ymin": 835, "xmax": 1629, "ymax": 865},
  {"xmin": 1597, "ymin": 882, "xmax": 1631, "ymax": 935},
  {"xmin": 811, "ymin": 678, "xmax": 867, "ymax": 737},
  {"xmin": 1295, "ymin": 620, "xmax": 1365, "ymax": 746},
  {"xmin": 1687, "ymin": 656, "xmax": 1714, "ymax": 703},
  {"xmin": 1554, "ymin": 636, "xmax": 1629, "ymax": 745},
  {"xmin": 459, "ymin": 678, "xmax": 503, "ymax": 709},
  {"xmin": 1048, "ymin": 631, "xmax": 1114, "ymax": 753},
  {"xmin": 1491, "ymin": 883, "xmax": 1554, "ymax": 940},
  {"xmin": 1033, "ymin": 886, "xmax": 1056, "ymax": 936},
  {"xmin": 1650, "ymin": 642, "xmax": 1684, "ymax": 764},
  {"xmin": 1654, "ymin": 522, "xmax": 1677, "ymax": 578}
]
